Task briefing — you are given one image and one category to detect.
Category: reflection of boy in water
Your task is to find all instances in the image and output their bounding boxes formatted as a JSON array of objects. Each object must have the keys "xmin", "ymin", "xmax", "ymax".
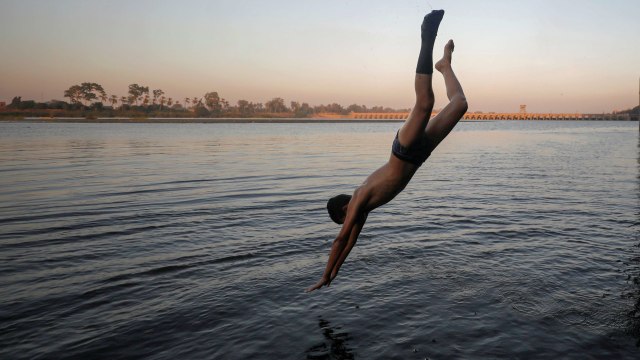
[{"xmin": 308, "ymin": 10, "xmax": 468, "ymax": 292}]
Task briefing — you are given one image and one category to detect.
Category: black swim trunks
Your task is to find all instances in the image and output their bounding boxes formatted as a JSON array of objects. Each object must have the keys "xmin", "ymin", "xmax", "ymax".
[{"xmin": 391, "ymin": 131, "xmax": 432, "ymax": 166}]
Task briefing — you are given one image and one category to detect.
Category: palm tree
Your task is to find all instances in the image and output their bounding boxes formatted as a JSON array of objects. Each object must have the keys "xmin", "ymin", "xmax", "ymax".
[
  {"xmin": 184, "ymin": 97, "xmax": 190, "ymax": 109},
  {"xmin": 222, "ymin": 98, "xmax": 229, "ymax": 113},
  {"xmin": 192, "ymin": 97, "xmax": 199, "ymax": 109},
  {"xmin": 167, "ymin": 97, "xmax": 174, "ymax": 115},
  {"xmin": 142, "ymin": 94, "xmax": 150, "ymax": 107},
  {"xmin": 160, "ymin": 96, "xmax": 166, "ymax": 110},
  {"xmin": 152, "ymin": 89, "xmax": 164, "ymax": 105},
  {"xmin": 109, "ymin": 95, "xmax": 118, "ymax": 108},
  {"xmin": 120, "ymin": 96, "xmax": 128, "ymax": 106}
]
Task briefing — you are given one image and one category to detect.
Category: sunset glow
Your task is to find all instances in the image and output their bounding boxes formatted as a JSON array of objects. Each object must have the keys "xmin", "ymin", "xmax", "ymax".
[{"xmin": 1, "ymin": 0, "xmax": 639, "ymax": 113}]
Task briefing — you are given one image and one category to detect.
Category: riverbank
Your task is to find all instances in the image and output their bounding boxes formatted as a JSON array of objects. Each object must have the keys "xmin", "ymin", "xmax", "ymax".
[{"xmin": 1, "ymin": 117, "xmax": 636, "ymax": 123}]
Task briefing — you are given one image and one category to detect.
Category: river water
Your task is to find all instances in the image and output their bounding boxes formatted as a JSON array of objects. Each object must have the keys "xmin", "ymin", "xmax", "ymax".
[{"xmin": 1, "ymin": 121, "xmax": 639, "ymax": 359}]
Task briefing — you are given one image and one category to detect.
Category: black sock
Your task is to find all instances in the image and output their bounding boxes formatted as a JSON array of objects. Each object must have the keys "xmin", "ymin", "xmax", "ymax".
[{"xmin": 416, "ymin": 10, "xmax": 444, "ymax": 74}]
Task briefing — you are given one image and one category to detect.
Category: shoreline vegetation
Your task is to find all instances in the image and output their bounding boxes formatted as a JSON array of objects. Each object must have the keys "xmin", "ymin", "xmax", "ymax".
[
  {"xmin": 1, "ymin": 117, "xmax": 636, "ymax": 124},
  {"xmin": 1, "ymin": 82, "xmax": 638, "ymax": 122}
]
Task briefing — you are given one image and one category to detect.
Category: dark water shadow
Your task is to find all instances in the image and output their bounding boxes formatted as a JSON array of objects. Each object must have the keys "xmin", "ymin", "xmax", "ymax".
[
  {"xmin": 305, "ymin": 317, "xmax": 355, "ymax": 360},
  {"xmin": 628, "ymin": 261, "xmax": 640, "ymax": 347},
  {"xmin": 627, "ymin": 135, "xmax": 640, "ymax": 346}
]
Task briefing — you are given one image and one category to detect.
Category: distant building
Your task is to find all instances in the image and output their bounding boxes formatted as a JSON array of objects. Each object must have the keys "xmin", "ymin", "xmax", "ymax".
[
  {"xmin": 0, "ymin": 101, "xmax": 6, "ymax": 109},
  {"xmin": 520, "ymin": 105, "xmax": 527, "ymax": 114}
]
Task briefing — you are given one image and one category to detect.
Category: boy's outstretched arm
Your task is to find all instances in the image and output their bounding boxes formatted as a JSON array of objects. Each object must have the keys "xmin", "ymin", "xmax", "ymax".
[
  {"xmin": 329, "ymin": 214, "xmax": 367, "ymax": 282},
  {"xmin": 306, "ymin": 191, "xmax": 368, "ymax": 292},
  {"xmin": 305, "ymin": 233, "xmax": 350, "ymax": 292}
]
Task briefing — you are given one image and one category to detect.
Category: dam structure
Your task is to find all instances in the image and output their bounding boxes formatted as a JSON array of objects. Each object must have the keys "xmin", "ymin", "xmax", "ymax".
[{"xmin": 349, "ymin": 112, "xmax": 635, "ymax": 121}]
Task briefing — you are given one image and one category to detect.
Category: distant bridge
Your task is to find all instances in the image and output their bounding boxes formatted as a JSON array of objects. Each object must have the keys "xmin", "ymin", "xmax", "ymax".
[{"xmin": 349, "ymin": 112, "xmax": 634, "ymax": 121}]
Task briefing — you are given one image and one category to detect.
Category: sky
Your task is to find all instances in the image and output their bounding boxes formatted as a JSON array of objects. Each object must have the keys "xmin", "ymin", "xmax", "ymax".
[{"xmin": 1, "ymin": 0, "xmax": 639, "ymax": 113}]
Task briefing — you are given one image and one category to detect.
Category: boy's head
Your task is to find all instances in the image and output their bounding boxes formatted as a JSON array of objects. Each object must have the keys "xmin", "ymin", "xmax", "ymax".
[{"xmin": 327, "ymin": 194, "xmax": 352, "ymax": 224}]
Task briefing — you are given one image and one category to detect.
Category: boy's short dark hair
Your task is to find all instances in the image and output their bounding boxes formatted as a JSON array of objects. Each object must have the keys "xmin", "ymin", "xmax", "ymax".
[{"xmin": 327, "ymin": 194, "xmax": 352, "ymax": 224}]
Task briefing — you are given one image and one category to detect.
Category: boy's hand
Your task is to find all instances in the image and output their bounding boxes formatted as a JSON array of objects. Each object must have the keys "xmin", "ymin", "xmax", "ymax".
[{"xmin": 306, "ymin": 276, "xmax": 330, "ymax": 293}]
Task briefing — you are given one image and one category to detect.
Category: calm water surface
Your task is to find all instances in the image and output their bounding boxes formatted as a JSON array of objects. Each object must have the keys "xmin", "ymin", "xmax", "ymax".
[{"xmin": 1, "ymin": 121, "xmax": 639, "ymax": 359}]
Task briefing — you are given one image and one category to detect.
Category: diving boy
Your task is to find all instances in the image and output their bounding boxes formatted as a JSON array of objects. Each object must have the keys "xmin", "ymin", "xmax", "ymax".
[{"xmin": 308, "ymin": 10, "xmax": 468, "ymax": 292}]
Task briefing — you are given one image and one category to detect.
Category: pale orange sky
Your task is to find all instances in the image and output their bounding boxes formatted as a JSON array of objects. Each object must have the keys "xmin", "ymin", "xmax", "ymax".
[{"xmin": 1, "ymin": 0, "xmax": 639, "ymax": 113}]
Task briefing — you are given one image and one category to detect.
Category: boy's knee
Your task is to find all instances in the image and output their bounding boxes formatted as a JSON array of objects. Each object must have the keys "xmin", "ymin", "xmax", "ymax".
[
  {"xmin": 452, "ymin": 95, "xmax": 468, "ymax": 112},
  {"xmin": 458, "ymin": 97, "xmax": 468, "ymax": 112}
]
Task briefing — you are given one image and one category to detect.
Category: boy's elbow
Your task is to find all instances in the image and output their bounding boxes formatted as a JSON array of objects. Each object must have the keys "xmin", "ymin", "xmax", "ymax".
[
  {"xmin": 334, "ymin": 235, "xmax": 352, "ymax": 249},
  {"xmin": 334, "ymin": 232, "xmax": 348, "ymax": 244}
]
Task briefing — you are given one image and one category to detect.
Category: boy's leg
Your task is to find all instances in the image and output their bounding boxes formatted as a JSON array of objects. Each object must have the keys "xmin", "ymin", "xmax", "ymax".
[
  {"xmin": 425, "ymin": 40, "xmax": 468, "ymax": 148},
  {"xmin": 398, "ymin": 10, "xmax": 444, "ymax": 147}
]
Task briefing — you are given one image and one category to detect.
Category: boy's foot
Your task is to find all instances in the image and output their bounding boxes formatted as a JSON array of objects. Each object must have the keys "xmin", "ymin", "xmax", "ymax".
[
  {"xmin": 416, "ymin": 9, "xmax": 445, "ymax": 74},
  {"xmin": 435, "ymin": 39, "xmax": 454, "ymax": 73},
  {"xmin": 421, "ymin": 9, "xmax": 445, "ymax": 40}
]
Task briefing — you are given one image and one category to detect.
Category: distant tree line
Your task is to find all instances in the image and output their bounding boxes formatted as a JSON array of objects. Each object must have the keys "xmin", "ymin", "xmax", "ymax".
[{"xmin": 2, "ymin": 82, "xmax": 411, "ymax": 118}]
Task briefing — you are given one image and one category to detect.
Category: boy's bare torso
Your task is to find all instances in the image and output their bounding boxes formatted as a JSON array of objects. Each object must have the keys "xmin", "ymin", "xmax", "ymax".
[{"xmin": 354, "ymin": 154, "xmax": 419, "ymax": 214}]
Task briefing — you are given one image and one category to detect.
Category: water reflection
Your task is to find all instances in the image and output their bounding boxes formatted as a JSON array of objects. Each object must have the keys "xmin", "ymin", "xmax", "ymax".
[{"xmin": 305, "ymin": 317, "xmax": 355, "ymax": 360}]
